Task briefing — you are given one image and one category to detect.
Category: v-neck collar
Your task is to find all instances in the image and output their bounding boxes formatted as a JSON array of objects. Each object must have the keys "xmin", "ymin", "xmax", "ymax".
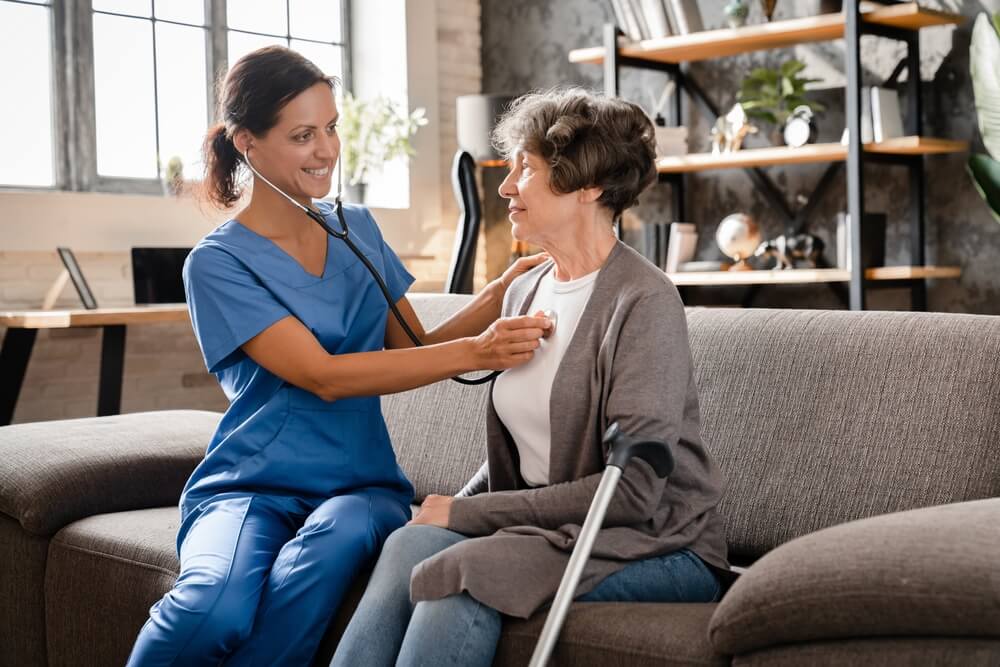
[{"xmin": 230, "ymin": 219, "xmax": 332, "ymax": 281}]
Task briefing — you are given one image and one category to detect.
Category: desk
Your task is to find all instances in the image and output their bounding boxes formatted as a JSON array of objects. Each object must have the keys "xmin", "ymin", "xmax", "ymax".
[{"xmin": 0, "ymin": 305, "xmax": 190, "ymax": 425}]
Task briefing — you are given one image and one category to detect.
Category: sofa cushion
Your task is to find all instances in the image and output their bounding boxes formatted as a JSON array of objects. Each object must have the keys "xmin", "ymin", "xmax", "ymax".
[
  {"xmin": 496, "ymin": 602, "xmax": 726, "ymax": 667},
  {"xmin": 384, "ymin": 294, "xmax": 493, "ymax": 500},
  {"xmin": 732, "ymin": 638, "xmax": 1000, "ymax": 666},
  {"xmin": 708, "ymin": 498, "xmax": 1000, "ymax": 655},
  {"xmin": 0, "ymin": 410, "xmax": 219, "ymax": 536},
  {"xmin": 46, "ymin": 507, "xmax": 182, "ymax": 667},
  {"xmin": 686, "ymin": 308, "xmax": 1000, "ymax": 560}
]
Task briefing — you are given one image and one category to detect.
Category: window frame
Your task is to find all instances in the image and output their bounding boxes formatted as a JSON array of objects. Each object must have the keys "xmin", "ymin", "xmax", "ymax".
[{"xmin": 1, "ymin": 0, "xmax": 351, "ymax": 194}]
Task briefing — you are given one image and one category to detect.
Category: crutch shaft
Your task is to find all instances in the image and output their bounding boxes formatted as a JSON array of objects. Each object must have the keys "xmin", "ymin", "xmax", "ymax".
[{"xmin": 528, "ymin": 465, "xmax": 624, "ymax": 667}]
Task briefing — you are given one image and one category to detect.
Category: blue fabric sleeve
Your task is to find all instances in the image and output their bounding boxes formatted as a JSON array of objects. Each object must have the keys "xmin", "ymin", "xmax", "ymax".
[
  {"xmin": 363, "ymin": 207, "xmax": 415, "ymax": 303},
  {"xmin": 183, "ymin": 244, "xmax": 291, "ymax": 373}
]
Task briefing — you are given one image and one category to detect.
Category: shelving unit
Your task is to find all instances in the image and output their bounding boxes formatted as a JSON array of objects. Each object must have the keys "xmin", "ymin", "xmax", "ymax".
[
  {"xmin": 667, "ymin": 265, "xmax": 960, "ymax": 286},
  {"xmin": 569, "ymin": 4, "xmax": 961, "ymax": 65},
  {"xmin": 571, "ymin": 1, "xmax": 966, "ymax": 310},
  {"xmin": 656, "ymin": 137, "xmax": 967, "ymax": 173}
]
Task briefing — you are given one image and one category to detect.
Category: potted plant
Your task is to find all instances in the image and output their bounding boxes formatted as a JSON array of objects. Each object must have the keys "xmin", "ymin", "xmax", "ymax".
[
  {"xmin": 969, "ymin": 12, "xmax": 1000, "ymax": 223},
  {"xmin": 737, "ymin": 60, "xmax": 825, "ymax": 145},
  {"xmin": 338, "ymin": 92, "xmax": 428, "ymax": 202}
]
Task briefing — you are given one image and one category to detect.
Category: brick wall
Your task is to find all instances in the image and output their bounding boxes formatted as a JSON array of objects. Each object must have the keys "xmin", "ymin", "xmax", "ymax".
[
  {"xmin": 2, "ymin": 7, "xmax": 484, "ymax": 425},
  {"xmin": 434, "ymin": 0, "xmax": 487, "ymax": 289}
]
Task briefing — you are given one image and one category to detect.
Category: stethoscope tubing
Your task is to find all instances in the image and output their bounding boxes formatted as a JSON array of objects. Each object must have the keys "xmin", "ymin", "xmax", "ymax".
[{"xmin": 242, "ymin": 149, "xmax": 499, "ymax": 386}]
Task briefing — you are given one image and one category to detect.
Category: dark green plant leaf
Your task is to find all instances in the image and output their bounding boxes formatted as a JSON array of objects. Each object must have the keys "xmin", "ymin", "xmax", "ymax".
[
  {"xmin": 968, "ymin": 153, "xmax": 1000, "ymax": 223},
  {"xmin": 971, "ymin": 13, "xmax": 1000, "ymax": 160}
]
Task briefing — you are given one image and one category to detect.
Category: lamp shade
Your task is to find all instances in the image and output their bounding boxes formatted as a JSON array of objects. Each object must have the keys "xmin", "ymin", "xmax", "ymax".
[{"xmin": 456, "ymin": 94, "xmax": 516, "ymax": 161}]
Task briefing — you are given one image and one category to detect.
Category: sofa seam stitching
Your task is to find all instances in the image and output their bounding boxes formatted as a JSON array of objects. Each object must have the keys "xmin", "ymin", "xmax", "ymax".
[{"xmin": 49, "ymin": 538, "xmax": 178, "ymax": 578}]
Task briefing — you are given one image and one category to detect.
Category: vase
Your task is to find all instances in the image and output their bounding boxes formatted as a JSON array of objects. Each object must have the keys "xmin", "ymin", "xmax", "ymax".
[
  {"xmin": 759, "ymin": 0, "xmax": 777, "ymax": 21},
  {"xmin": 724, "ymin": 0, "xmax": 749, "ymax": 28}
]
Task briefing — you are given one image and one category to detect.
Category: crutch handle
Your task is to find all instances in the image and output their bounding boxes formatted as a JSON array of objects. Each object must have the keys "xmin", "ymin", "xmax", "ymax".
[{"xmin": 602, "ymin": 422, "xmax": 674, "ymax": 478}]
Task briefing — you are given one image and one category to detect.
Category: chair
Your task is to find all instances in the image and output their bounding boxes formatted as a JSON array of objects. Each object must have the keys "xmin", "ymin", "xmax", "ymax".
[{"xmin": 446, "ymin": 150, "xmax": 481, "ymax": 294}]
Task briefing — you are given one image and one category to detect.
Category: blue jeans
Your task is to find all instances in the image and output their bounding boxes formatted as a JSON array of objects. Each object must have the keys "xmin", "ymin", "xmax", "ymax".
[{"xmin": 330, "ymin": 525, "xmax": 720, "ymax": 667}]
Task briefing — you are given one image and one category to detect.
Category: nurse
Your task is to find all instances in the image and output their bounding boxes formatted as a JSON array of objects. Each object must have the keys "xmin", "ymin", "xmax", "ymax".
[{"xmin": 126, "ymin": 46, "xmax": 550, "ymax": 666}]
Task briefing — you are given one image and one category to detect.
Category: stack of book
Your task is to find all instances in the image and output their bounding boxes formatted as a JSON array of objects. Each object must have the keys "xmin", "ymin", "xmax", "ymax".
[
  {"xmin": 610, "ymin": 0, "xmax": 704, "ymax": 40},
  {"xmin": 840, "ymin": 86, "xmax": 905, "ymax": 144}
]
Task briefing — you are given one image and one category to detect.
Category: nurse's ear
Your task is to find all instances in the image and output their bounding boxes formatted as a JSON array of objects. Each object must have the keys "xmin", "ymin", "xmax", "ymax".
[{"xmin": 232, "ymin": 128, "xmax": 254, "ymax": 155}]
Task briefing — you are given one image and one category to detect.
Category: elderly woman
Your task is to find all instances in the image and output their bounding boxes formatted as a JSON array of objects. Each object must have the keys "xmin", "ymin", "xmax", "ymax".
[{"xmin": 331, "ymin": 88, "xmax": 730, "ymax": 666}]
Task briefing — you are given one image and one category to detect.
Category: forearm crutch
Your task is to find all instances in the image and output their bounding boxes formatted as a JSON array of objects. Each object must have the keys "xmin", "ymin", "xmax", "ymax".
[{"xmin": 529, "ymin": 422, "xmax": 674, "ymax": 667}]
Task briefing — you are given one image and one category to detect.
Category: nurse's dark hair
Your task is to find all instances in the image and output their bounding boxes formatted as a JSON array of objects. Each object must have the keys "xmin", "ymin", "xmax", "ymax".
[
  {"xmin": 492, "ymin": 87, "xmax": 657, "ymax": 219},
  {"xmin": 202, "ymin": 46, "xmax": 338, "ymax": 208}
]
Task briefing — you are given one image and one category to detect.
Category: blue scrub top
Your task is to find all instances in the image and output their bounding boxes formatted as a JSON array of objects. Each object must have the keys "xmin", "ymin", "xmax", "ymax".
[{"xmin": 179, "ymin": 202, "xmax": 416, "ymax": 534}]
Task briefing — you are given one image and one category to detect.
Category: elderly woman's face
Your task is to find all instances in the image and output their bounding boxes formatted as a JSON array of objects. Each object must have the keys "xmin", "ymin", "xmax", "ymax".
[{"xmin": 498, "ymin": 149, "xmax": 582, "ymax": 245}]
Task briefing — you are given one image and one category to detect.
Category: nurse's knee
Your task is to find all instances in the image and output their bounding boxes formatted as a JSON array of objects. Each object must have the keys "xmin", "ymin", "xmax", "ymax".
[{"xmin": 162, "ymin": 571, "xmax": 257, "ymax": 649}]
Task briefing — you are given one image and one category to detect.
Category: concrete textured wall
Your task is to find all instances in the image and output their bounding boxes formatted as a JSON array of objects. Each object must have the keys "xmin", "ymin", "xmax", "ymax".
[{"xmin": 481, "ymin": 0, "xmax": 1000, "ymax": 313}]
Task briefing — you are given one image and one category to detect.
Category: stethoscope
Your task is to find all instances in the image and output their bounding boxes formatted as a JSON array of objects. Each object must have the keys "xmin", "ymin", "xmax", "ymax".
[{"xmin": 242, "ymin": 147, "xmax": 499, "ymax": 385}]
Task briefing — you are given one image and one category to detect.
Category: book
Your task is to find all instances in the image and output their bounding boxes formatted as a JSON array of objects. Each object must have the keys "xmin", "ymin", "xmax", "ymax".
[
  {"xmin": 665, "ymin": 222, "xmax": 698, "ymax": 273},
  {"xmin": 665, "ymin": 0, "xmax": 704, "ymax": 35},
  {"xmin": 626, "ymin": 0, "xmax": 651, "ymax": 39},
  {"xmin": 618, "ymin": 0, "xmax": 645, "ymax": 40},
  {"xmin": 870, "ymin": 87, "xmax": 904, "ymax": 143},
  {"xmin": 640, "ymin": 0, "xmax": 672, "ymax": 38}
]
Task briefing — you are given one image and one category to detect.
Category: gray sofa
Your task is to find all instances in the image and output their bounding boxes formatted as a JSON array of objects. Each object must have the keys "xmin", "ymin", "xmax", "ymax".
[{"xmin": 2, "ymin": 294, "xmax": 999, "ymax": 666}]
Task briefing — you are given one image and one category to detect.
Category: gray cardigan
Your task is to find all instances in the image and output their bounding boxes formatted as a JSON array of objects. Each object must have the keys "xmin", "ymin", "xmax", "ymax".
[{"xmin": 409, "ymin": 241, "xmax": 730, "ymax": 618}]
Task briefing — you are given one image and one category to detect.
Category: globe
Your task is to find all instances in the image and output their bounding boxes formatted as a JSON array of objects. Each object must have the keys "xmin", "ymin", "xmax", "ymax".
[{"xmin": 715, "ymin": 214, "xmax": 761, "ymax": 269}]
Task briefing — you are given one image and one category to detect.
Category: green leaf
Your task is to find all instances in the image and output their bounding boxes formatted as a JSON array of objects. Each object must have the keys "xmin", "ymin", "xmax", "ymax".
[
  {"xmin": 971, "ymin": 12, "xmax": 1000, "ymax": 160},
  {"xmin": 968, "ymin": 153, "xmax": 1000, "ymax": 223},
  {"xmin": 781, "ymin": 60, "xmax": 806, "ymax": 77},
  {"xmin": 781, "ymin": 77, "xmax": 795, "ymax": 97}
]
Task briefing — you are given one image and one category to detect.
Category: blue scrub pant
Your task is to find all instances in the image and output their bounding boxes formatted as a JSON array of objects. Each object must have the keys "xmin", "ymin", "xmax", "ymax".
[{"xmin": 126, "ymin": 489, "xmax": 409, "ymax": 667}]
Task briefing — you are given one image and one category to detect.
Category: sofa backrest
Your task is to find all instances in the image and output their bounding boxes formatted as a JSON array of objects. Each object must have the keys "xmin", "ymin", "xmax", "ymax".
[
  {"xmin": 390, "ymin": 295, "xmax": 1000, "ymax": 560},
  {"xmin": 383, "ymin": 294, "xmax": 491, "ymax": 501},
  {"xmin": 686, "ymin": 307, "xmax": 1000, "ymax": 561}
]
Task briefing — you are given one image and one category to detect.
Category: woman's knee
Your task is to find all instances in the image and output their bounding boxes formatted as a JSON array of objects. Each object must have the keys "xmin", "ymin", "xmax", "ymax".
[
  {"xmin": 161, "ymin": 571, "xmax": 258, "ymax": 649},
  {"xmin": 379, "ymin": 525, "xmax": 461, "ymax": 570}
]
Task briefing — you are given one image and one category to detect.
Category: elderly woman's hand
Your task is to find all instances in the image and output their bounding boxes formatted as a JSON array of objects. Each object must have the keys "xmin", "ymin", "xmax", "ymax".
[{"xmin": 408, "ymin": 494, "xmax": 453, "ymax": 527}]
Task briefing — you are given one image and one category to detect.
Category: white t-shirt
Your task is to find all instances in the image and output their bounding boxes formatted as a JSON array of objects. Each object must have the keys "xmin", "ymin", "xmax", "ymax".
[{"xmin": 492, "ymin": 268, "xmax": 599, "ymax": 486}]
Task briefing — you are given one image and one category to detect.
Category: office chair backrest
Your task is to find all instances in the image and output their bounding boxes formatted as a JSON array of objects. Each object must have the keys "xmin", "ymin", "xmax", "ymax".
[{"xmin": 446, "ymin": 150, "xmax": 481, "ymax": 294}]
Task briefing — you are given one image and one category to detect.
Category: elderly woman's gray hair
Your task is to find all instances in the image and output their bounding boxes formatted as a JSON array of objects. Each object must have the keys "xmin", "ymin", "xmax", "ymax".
[{"xmin": 492, "ymin": 88, "xmax": 658, "ymax": 218}]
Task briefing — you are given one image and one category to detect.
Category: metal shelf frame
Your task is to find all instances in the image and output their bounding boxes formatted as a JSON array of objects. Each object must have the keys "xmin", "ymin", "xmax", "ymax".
[{"xmin": 593, "ymin": 0, "xmax": 952, "ymax": 310}]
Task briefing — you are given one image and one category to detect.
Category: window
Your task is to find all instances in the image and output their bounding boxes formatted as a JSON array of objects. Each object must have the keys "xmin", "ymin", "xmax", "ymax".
[
  {"xmin": 92, "ymin": 0, "xmax": 208, "ymax": 180},
  {"xmin": 227, "ymin": 0, "xmax": 346, "ymax": 91},
  {"xmin": 0, "ymin": 0, "xmax": 55, "ymax": 187},
  {"xmin": 0, "ymin": 0, "xmax": 349, "ymax": 192}
]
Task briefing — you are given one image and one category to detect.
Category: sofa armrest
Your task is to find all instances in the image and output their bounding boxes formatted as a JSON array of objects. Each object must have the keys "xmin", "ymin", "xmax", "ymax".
[
  {"xmin": 0, "ymin": 411, "xmax": 219, "ymax": 537},
  {"xmin": 708, "ymin": 498, "xmax": 1000, "ymax": 655}
]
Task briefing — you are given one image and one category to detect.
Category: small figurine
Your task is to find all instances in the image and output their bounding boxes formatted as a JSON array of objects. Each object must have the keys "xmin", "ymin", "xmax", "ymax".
[
  {"xmin": 754, "ymin": 233, "xmax": 826, "ymax": 269},
  {"xmin": 710, "ymin": 104, "xmax": 759, "ymax": 154}
]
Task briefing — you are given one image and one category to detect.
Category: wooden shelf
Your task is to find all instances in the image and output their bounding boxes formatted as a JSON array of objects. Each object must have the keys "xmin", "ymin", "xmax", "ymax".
[
  {"xmin": 656, "ymin": 137, "xmax": 967, "ymax": 173},
  {"xmin": 568, "ymin": 3, "xmax": 963, "ymax": 65},
  {"xmin": 667, "ymin": 265, "xmax": 960, "ymax": 286}
]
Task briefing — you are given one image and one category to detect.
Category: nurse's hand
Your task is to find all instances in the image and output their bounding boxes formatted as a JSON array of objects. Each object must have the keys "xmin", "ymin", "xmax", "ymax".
[
  {"xmin": 491, "ymin": 252, "xmax": 550, "ymax": 299},
  {"xmin": 409, "ymin": 494, "xmax": 452, "ymax": 527},
  {"xmin": 471, "ymin": 315, "xmax": 552, "ymax": 370}
]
